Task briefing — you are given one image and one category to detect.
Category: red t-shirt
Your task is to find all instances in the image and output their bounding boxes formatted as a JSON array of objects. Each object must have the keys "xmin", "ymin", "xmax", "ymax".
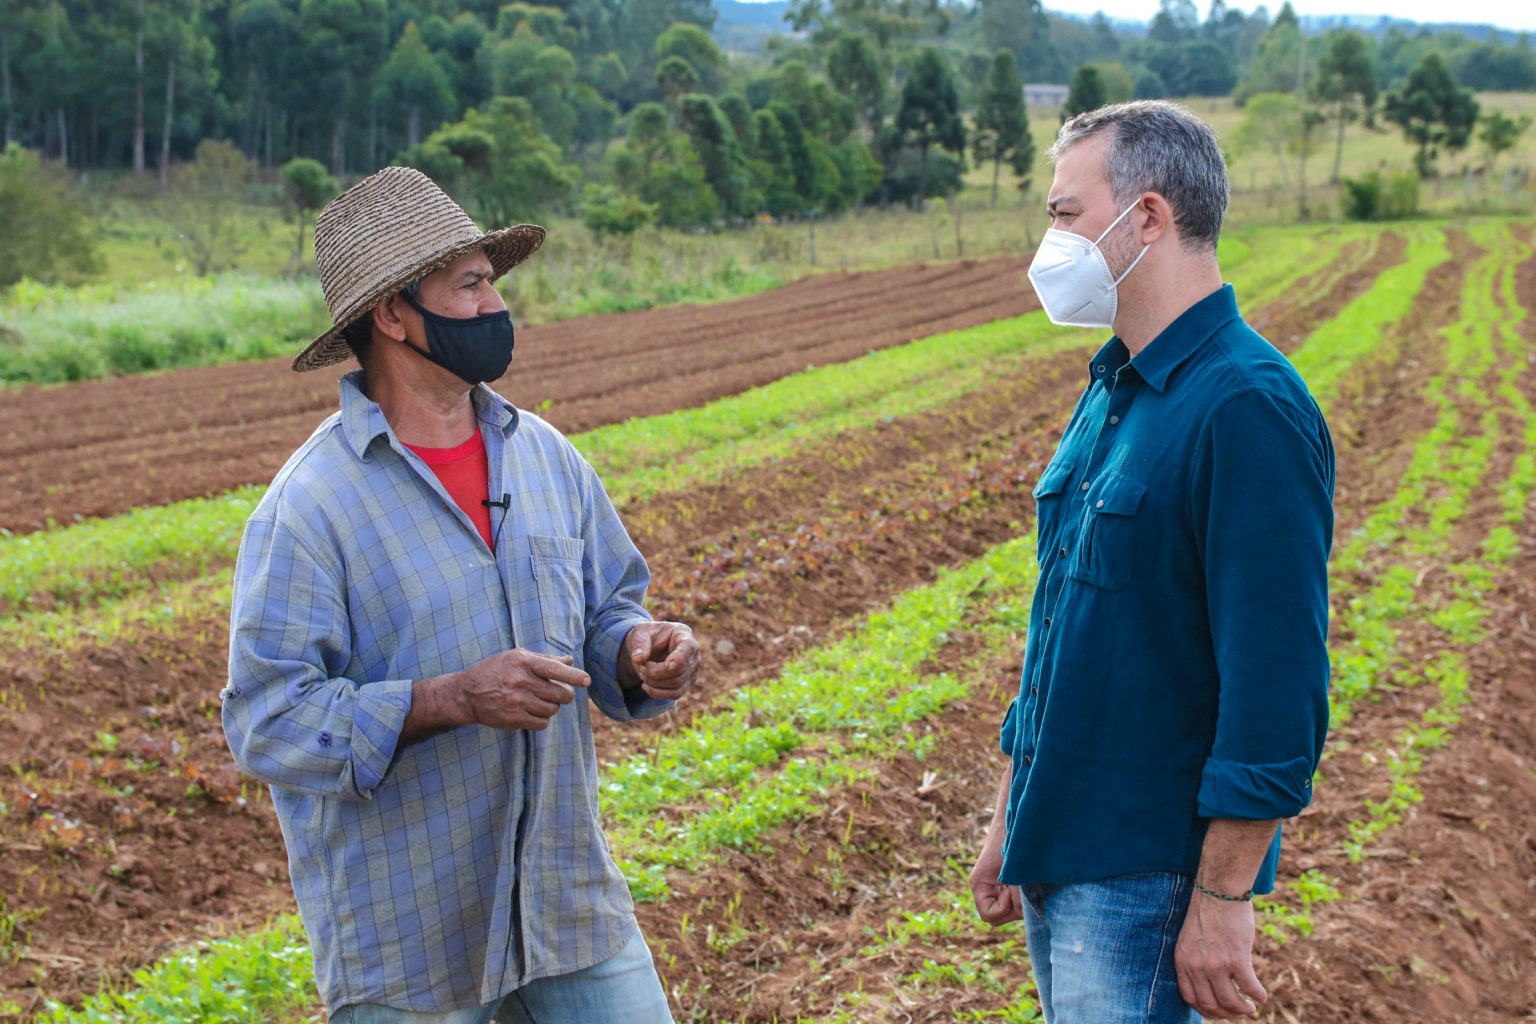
[{"xmin": 405, "ymin": 430, "xmax": 494, "ymax": 548}]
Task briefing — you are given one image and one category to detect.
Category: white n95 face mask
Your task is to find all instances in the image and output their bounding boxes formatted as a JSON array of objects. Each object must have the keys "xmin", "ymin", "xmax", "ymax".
[{"xmin": 1027, "ymin": 201, "xmax": 1149, "ymax": 329}]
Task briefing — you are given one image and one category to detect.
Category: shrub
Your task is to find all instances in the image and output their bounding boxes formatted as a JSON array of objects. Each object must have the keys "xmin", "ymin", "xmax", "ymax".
[
  {"xmin": 1341, "ymin": 171, "xmax": 1381, "ymax": 221},
  {"xmin": 1378, "ymin": 171, "xmax": 1420, "ymax": 219},
  {"xmin": 581, "ymin": 183, "xmax": 658, "ymax": 235},
  {"xmin": 0, "ymin": 144, "xmax": 100, "ymax": 289},
  {"xmin": 1342, "ymin": 170, "xmax": 1419, "ymax": 221}
]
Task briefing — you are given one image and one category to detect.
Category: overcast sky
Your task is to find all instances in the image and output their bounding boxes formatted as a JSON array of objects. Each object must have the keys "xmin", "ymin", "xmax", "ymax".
[
  {"xmin": 1043, "ymin": 0, "xmax": 1535, "ymax": 31},
  {"xmin": 731, "ymin": 0, "xmax": 1536, "ymax": 33}
]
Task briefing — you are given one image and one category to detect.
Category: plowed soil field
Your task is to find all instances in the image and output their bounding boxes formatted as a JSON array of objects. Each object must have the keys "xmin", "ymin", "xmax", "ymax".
[
  {"xmin": 3, "ymin": 228, "xmax": 1536, "ymax": 1024},
  {"xmin": 0, "ymin": 257, "xmax": 1033, "ymax": 535}
]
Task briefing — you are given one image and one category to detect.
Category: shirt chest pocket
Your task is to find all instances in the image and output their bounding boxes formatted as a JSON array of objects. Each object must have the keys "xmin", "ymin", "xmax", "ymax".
[
  {"xmin": 1031, "ymin": 458, "xmax": 1076, "ymax": 560},
  {"xmin": 529, "ymin": 534, "xmax": 586, "ymax": 656},
  {"xmin": 1068, "ymin": 473, "xmax": 1147, "ymax": 591}
]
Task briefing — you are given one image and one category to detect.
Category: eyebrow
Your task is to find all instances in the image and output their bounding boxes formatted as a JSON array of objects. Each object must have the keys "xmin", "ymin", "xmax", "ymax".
[
  {"xmin": 1046, "ymin": 195, "xmax": 1078, "ymax": 214},
  {"xmin": 457, "ymin": 269, "xmax": 491, "ymax": 283}
]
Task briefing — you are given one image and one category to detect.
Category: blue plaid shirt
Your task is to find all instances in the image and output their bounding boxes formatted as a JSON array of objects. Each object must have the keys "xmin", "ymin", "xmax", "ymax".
[{"xmin": 223, "ymin": 371, "xmax": 668, "ymax": 1014}]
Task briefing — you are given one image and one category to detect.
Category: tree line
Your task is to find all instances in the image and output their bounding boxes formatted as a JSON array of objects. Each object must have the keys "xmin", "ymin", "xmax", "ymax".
[{"xmin": 0, "ymin": 0, "xmax": 1532, "ymax": 253}]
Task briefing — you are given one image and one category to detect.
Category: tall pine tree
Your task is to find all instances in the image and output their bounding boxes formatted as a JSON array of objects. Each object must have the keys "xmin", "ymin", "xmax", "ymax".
[
  {"xmin": 971, "ymin": 50, "xmax": 1031, "ymax": 207},
  {"xmin": 895, "ymin": 46, "xmax": 963, "ymax": 210}
]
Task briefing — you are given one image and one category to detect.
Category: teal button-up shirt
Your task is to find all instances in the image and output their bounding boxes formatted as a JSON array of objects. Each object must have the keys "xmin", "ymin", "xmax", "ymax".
[{"xmin": 999, "ymin": 284, "xmax": 1334, "ymax": 894}]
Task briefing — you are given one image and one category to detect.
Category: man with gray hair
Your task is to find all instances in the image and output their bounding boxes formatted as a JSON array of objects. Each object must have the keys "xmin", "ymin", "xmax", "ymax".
[{"xmin": 969, "ymin": 101, "xmax": 1334, "ymax": 1022}]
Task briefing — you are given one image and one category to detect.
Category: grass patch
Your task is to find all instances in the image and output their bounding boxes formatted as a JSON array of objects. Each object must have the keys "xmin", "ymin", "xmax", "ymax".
[{"xmin": 0, "ymin": 276, "xmax": 329, "ymax": 385}]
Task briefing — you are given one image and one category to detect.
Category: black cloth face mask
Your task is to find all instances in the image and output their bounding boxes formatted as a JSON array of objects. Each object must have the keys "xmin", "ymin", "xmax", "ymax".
[{"xmin": 400, "ymin": 290, "xmax": 516, "ymax": 384}]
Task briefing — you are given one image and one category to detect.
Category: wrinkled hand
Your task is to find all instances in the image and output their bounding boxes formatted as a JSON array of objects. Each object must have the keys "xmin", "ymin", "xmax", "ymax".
[
  {"xmin": 457, "ymin": 649, "xmax": 590, "ymax": 732},
  {"xmin": 1175, "ymin": 892, "xmax": 1268, "ymax": 1019},
  {"xmin": 621, "ymin": 621, "xmax": 700, "ymax": 701},
  {"xmin": 970, "ymin": 830, "xmax": 1023, "ymax": 926}
]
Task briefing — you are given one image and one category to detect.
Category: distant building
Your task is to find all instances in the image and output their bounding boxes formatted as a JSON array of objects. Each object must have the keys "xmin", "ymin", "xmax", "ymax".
[{"xmin": 1023, "ymin": 83, "xmax": 1069, "ymax": 107}]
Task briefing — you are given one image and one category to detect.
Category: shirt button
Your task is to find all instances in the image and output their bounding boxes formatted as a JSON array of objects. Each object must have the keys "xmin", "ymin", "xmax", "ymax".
[
  {"xmin": 1081, "ymin": 482, "xmax": 1090, "ymax": 492},
  {"xmin": 1059, "ymin": 546, "xmax": 1068, "ymax": 557},
  {"xmin": 1022, "ymin": 755, "xmax": 1032, "ymax": 766},
  {"xmin": 1110, "ymin": 415, "xmax": 1120, "ymax": 425},
  {"xmin": 1044, "ymin": 616, "xmax": 1052, "ymax": 627},
  {"xmin": 1096, "ymin": 499, "xmax": 1105, "ymax": 509},
  {"xmin": 1030, "ymin": 686, "xmax": 1038, "ymax": 696},
  {"xmin": 1096, "ymin": 364, "xmax": 1106, "ymax": 373}
]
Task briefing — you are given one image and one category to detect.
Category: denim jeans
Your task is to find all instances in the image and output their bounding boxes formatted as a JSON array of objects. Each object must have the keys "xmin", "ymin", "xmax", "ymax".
[
  {"xmin": 1020, "ymin": 872, "xmax": 1201, "ymax": 1024},
  {"xmin": 331, "ymin": 928, "xmax": 673, "ymax": 1024}
]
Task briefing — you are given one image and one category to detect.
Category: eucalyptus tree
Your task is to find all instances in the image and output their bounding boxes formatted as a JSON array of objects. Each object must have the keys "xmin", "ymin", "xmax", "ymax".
[
  {"xmin": 828, "ymin": 33, "xmax": 884, "ymax": 136},
  {"xmin": 376, "ymin": 20, "xmax": 455, "ymax": 149},
  {"xmin": 1314, "ymin": 29, "xmax": 1376, "ymax": 183}
]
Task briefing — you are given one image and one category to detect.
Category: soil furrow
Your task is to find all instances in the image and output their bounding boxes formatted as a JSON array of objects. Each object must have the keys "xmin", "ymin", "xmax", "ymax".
[{"xmin": 0, "ymin": 258, "xmax": 1036, "ymax": 534}]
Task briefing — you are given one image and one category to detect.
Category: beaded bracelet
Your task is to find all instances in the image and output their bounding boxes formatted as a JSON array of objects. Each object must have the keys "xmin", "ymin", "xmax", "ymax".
[{"xmin": 1193, "ymin": 881, "xmax": 1253, "ymax": 903}]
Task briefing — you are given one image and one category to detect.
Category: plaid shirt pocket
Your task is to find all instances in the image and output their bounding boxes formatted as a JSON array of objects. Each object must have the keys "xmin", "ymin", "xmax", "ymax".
[{"xmin": 529, "ymin": 534, "xmax": 586, "ymax": 655}]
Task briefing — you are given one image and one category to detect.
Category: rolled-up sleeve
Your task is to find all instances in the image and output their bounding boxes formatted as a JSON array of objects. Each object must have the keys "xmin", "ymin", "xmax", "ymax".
[
  {"xmin": 999, "ymin": 698, "xmax": 1019, "ymax": 755},
  {"xmin": 223, "ymin": 516, "xmax": 412, "ymax": 800},
  {"xmin": 577, "ymin": 459, "xmax": 669, "ymax": 722},
  {"xmin": 1192, "ymin": 389, "xmax": 1334, "ymax": 821}
]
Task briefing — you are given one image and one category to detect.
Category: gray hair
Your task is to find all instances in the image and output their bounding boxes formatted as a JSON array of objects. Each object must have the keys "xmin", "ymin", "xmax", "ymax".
[
  {"xmin": 1049, "ymin": 101, "xmax": 1228, "ymax": 253},
  {"xmin": 341, "ymin": 272, "xmax": 427, "ymax": 366}
]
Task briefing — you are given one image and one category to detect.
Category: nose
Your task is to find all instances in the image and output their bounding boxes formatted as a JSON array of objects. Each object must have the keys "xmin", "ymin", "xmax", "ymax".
[{"xmin": 479, "ymin": 279, "xmax": 507, "ymax": 315}]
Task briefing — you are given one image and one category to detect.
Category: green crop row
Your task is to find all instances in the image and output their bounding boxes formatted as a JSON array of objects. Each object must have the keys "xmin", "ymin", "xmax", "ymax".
[
  {"xmin": 1323, "ymin": 229, "xmax": 1502, "ymax": 721},
  {"xmin": 1289, "ymin": 225, "xmax": 1452, "ymax": 411},
  {"xmin": 1223, "ymin": 222, "xmax": 1378, "ymax": 315},
  {"xmin": 606, "ymin": 532, "xmax": 1038, "ymax": 901},
  {"xmin": 1247, "ymin": 224, "xmax": 1382, "ymax": 316},
  {"xmin": 33, "ymin": 915, "xmax": 314, "ymax": 1024},
  {"xmin": 1255, "ymin": 869, "xmax": 1344, "ymax": 945},
  {"xmin": 0, "ymin": 488, "xmax": 261, "ymax": 615},
  {"xmin": 582, "ymin": 311, "xmax": 1099, "ymax": 502},
  {"xmin": 824, "ymin": 869, "xmax": 1043, "ymax": 1023},
  {"xmin": 0, "ymin": 220, "xmax": 1385, "ymax": 638},
  {"xmin": 1338, "ymin": 222, "xmax": 1533, "ymax": 862}
]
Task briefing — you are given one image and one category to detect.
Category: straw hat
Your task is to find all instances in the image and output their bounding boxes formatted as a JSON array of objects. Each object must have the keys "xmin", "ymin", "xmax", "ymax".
[{"xmin": 293, "ymin": 165, "xmax": 545, "ymax": 372}]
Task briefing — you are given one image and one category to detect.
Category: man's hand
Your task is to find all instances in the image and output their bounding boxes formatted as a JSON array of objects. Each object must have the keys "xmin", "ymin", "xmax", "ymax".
[
  {"xmin": 455, "ymin": 649, "xmax": 591, "ymax": 732},
  {"xmin": 970, "ymin": 830, "xmax": 1023, "ymax": 926},
  {"xmin": 971, "ymin": 769, "xmax": 1022, "ymax": 926},
  {"xmin": 1174, "ymin": 892, "xmax": 1268, "ymax": 1019},
  {"xmin": 619, "ymin": 621, "xmax": 700, "ymax": 701}
]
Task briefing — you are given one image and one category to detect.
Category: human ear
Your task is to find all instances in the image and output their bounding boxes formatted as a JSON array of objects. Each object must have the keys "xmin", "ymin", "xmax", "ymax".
[
  {"xmin": 1137, "ymin": 193, "xmax": 1174, "ymax": 247},
  {"xmin": 373, "ymin": 295, "xmax": 410, "ymax": 342}
]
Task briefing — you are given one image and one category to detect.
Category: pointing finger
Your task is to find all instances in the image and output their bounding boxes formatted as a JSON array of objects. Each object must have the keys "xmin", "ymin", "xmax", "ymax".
[{"xmin": 529, "ymin": 654, "xmax": 589, "ymax": 687}]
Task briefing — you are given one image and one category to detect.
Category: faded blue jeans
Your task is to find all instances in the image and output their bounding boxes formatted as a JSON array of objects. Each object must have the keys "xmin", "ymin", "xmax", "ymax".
[
  {"xmin": 1020, "ymin": 872, "xmax": 1201, "ymax": 1024},
  {"xmin": 329, "ymin": 928, "xmax": 673, "ymax": 1024}
]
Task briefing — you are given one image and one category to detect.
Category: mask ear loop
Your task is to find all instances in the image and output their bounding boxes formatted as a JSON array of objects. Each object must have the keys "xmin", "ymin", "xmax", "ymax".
[{"xmin": 1095, "ymin": 199, "xmax": 1151, "ymax": 291}]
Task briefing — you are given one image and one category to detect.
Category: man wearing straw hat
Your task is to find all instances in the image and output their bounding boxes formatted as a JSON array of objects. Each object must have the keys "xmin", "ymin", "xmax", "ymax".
[{"xmin": 222, "ymin": 166, "xmax": 695, "ymax": 1023}]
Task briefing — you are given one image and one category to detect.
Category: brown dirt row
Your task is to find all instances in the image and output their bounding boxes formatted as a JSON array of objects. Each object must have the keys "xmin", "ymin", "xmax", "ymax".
[
  {"xmin": 0, "ymin": 239, "xmax": 1427, "ymax": 1016},
  {"xmin": 0, "ymin": 257, "xmax": 1035, "ymax": 535},
  {"xmin": 1252, "ymin": 229, "xmax": 1536, "ymax": 1024}
]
